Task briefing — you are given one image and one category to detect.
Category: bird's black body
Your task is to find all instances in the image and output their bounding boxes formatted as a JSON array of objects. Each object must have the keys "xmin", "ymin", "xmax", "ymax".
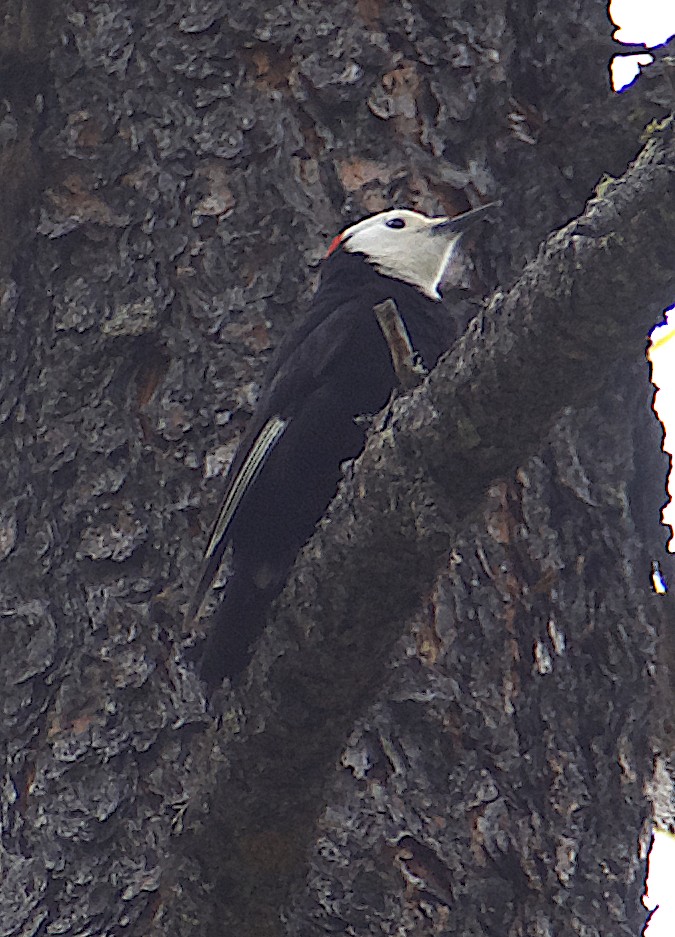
[
  {"xmin": 194, "ymin": 247, "xmax": 456, "ymax": 687},
  {"xmin": 189, "ymin": 201, "xmax": 498, "ymax": 687}
]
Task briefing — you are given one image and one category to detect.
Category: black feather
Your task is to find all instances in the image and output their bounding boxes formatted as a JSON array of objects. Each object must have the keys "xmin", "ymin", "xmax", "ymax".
[{"xmin": 191, "ymin": 247, "xmax": 457, "ymax": 688}]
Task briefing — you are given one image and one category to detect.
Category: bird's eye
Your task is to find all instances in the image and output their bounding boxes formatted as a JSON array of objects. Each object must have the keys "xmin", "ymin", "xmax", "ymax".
[{"xmin": 385, "ymin": 218, "xmax": 406, "ymax": 229}]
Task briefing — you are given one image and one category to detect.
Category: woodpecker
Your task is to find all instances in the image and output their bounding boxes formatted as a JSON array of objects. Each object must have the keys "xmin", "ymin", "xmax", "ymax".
[{"xmin": 188, "ymin": 204, "xmax": 495, "ymax": 687}]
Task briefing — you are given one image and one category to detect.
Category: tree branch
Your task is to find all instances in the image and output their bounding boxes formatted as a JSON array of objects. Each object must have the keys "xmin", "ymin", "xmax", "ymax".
[
  {"xmin": 374, "ymin": 297, "xmax": 428, "ymax": 390},
  {"xmin": 189, "ymin": 122, "xmax": 675, "ymax": 934}
]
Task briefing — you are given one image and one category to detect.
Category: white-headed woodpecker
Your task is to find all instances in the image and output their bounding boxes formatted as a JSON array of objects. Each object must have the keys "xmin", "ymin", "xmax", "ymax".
[{"xmin": 187, "ymin": 203, "xmax": 496, "ymax": 687}]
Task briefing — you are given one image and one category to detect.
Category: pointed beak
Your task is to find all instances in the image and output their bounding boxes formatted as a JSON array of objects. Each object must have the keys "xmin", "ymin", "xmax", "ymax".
[{"xmin": 432, "ymin": 200, "xmax": 500, "ymax": 236}]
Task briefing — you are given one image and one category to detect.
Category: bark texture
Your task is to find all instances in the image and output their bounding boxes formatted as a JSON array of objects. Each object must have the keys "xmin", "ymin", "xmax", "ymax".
[{"xmin": 0, "ymin": 2, "xmax": 673, "ymax": 936}]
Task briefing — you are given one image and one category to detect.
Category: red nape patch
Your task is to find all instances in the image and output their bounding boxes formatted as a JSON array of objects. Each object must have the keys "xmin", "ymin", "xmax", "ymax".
[{"xmin": 325, "ymin": 233, "xmax": 344, "ymax": 257}]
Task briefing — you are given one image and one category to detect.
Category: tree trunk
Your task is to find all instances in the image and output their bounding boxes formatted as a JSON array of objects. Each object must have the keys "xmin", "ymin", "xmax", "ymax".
[{"xmin": 0, "ymin": 2, "xmax": 672, "ymax": 936}]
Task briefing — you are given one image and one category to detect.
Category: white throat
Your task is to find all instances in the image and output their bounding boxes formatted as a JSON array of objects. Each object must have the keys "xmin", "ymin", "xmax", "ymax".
[
  {"xmin": 369, "ymin": 236, "xmax": 462, "ymax": 299},
  {"xmin": 339, "ymin": 208, "xmax": 464, "ymax": 300}
]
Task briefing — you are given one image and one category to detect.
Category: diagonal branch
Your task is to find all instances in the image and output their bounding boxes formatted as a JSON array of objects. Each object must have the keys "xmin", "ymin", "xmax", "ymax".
[{"xmin": 190, "ymin": 121, "xmax": 675, "ymax": 935}]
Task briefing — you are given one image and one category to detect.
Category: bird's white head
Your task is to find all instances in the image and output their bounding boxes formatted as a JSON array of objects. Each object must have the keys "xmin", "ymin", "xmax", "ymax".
[{"xmin": 326, "ymin": 205, "xmax": 495, "ymax": 300}]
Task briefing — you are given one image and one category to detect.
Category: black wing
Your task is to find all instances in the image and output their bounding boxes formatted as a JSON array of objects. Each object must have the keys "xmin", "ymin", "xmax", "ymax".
[
  {"xmin": 185, "ymin": 292, "xmax": 372, "ymax": 625},
  {"xmin": 185, "ymin": 414, "xmax": 288, "ymax": 624},
  {"xmin": 185, "ymin": 254, "xmax": 447, "ymax": 634}
]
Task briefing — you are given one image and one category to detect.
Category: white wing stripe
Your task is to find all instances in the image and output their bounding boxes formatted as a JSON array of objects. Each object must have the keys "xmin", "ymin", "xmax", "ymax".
[{"xmin": 204, "ymin": 415, "xmax": 288, "ymax": 559}]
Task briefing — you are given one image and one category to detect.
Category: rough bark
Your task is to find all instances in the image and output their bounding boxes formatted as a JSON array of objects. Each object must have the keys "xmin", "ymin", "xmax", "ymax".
[{"xmin": 0, "ymin": 2, "xmax": 673, "ymax": 937}]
